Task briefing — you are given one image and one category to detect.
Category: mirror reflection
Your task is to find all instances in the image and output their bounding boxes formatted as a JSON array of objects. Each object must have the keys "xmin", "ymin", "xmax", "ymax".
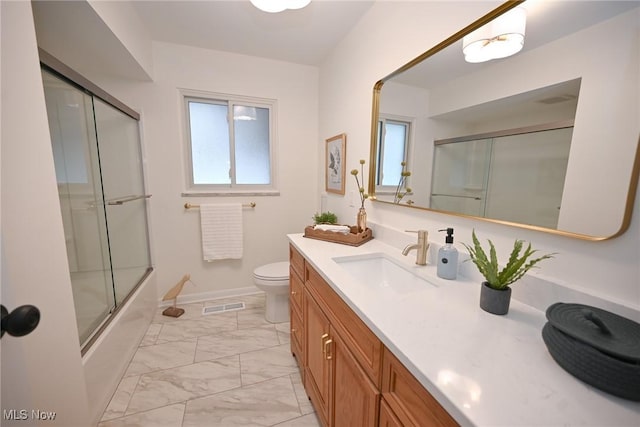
[
  {"xmin": 371, "ymin": 1, "xmax": 639, "ymax": 238},
  {"xmin": 431, "ymin": 122, "xmax": 573, "ymax": 229}
]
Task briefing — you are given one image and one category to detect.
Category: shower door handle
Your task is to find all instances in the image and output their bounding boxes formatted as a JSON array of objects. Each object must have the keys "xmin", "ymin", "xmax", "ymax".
[
  {"xmin": 1, "ymin": 304, "xmax": 40, "ymax": 338},
  {"xmin": 431, "ymin": 193, "xmax": 482, "ymax": 200},
  {"xmin": 107, "ymin": 194, "xmax": 152, "ymax": 205}
]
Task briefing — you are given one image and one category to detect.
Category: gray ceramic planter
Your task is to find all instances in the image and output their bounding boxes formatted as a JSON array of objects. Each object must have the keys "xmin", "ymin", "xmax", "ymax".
[{"xmin": 480, "ymin": 282, "xmax": 512, "ymax": 315}]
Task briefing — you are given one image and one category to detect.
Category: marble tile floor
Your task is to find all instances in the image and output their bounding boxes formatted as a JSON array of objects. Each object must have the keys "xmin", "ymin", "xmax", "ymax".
[{"xmin": 99, "ymin": 293, "xmax": 320, "ymax": 427}]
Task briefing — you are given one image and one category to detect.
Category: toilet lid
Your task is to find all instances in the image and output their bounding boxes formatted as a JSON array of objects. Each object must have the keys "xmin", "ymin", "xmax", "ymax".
[{"xmin": 254, "ymin": 262, "xmax": 289, "ymax": 281}]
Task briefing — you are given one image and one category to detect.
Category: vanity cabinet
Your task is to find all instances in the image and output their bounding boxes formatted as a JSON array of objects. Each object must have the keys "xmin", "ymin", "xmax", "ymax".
[
  {"xmin": 289, "ymin": 244, "xmax": 458, "ymax": 427},
  {"xmin": 304, "ymin": 259, "xmax": 381, "ymax": 426}
]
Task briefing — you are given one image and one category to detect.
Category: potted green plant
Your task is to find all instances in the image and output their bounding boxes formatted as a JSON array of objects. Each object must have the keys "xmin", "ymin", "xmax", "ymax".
[
  {"xmin": 462, "ymin": 230, "xmax": 555, "ymax": 315},
  {"xmin": 312, "ymin": 211, "xmax": 338, "ymax": 225}
]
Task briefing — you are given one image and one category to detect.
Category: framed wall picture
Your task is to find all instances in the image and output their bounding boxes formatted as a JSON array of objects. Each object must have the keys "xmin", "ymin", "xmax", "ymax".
[{"xmin": 325, "ymin": 133, "xmax": 346, "ymax": 195}]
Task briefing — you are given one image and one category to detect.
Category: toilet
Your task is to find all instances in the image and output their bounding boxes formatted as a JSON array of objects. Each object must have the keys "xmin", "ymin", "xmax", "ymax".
[{"xmin": 253, "ymin": 262, "xmax": 290, "ymax": 323}]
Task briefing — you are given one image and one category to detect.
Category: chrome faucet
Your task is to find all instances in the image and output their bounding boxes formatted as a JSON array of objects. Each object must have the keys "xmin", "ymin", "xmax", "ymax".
[{"xmin": 402, "ymin": 230, "xmax": 429, "ymax": 265}]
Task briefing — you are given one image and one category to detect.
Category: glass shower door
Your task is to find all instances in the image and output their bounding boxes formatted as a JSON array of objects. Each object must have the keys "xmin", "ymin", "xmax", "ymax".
[
  {"xmin": 484, "ymin": 128, "xmax": 572, "ymax": 229},
  {"xmin": 43, "ymin": 68, "xmax": 152, "ymax": 349},
  {"xmin": 430, "ymin": 139, "xmax": 491, "ymax": 215},
  {"xmin": 431, "ymin": 126, "xmax": 572, "ymax": 229},
  {"xmin": 42, "ymin": 70, "xmax": 115, "ymax": 344},
  {"xmin": 93, "ymin": 99, "xmax": 152, "ymax": 305}
]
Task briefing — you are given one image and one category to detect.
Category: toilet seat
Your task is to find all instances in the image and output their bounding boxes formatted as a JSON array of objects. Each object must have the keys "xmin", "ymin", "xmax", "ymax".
[{"xmin": 253, "ymin": 262, "xmax": 289, "ymax": 281}]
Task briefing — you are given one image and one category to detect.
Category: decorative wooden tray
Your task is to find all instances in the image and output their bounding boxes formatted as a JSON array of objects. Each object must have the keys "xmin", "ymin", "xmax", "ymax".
[{"xmin": 303, "ymin": 225, "xmax": 373, "ymax": 247}]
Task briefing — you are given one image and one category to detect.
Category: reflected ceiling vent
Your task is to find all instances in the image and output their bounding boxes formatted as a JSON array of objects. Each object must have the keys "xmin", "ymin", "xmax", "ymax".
[{"xmin": 537, "ymin": 94, "xmax": 578, "ymax": 104}]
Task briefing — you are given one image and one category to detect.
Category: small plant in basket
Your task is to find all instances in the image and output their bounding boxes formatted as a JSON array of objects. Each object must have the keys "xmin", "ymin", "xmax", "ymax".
[{"xmin": 312, "ymin": 211, "xmax": 338, "ymax": 225}]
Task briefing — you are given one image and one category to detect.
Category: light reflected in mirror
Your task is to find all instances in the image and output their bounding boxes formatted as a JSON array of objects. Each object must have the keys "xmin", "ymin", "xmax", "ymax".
[{"xmin": 370, "ymin": 1, "xmax": 640, "ymax": 239}]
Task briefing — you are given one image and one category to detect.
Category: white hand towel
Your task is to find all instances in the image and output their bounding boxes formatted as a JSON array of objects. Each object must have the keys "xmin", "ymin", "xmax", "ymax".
[
  {"xmin": 200, "ymin": 203, "xmax": 243, "ymax": 261},
  {"xmin": 314, "ymin": 224, "xmax": 351, "ymax": 234}
]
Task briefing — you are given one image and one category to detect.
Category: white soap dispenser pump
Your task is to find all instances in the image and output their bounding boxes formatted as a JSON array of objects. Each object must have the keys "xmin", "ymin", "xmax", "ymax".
[{"xmin": 437, "ymin": 228, "xmax": 458, "ymax": 280}]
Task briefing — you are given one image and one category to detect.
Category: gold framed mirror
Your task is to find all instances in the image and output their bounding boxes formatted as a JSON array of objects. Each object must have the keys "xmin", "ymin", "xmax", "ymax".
[{"xmin": 368, "ymin": 0, "xmax": 639, "ymax": 240}]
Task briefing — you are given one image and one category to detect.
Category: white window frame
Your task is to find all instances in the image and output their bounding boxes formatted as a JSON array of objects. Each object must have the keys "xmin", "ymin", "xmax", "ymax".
[{"xmin": 180, "ymin": 89, "xmax": 279, "ymax": 196}]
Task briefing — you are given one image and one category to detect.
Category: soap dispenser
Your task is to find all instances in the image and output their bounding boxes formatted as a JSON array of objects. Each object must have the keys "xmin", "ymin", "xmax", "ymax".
[{"xmin": 437, "ymin": 228, "xmax": 458, "ymax": 280}]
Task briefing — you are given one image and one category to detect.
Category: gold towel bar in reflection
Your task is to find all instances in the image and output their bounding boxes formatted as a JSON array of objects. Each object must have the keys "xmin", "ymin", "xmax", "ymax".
[{"xmin": 184, "ymin": 202, "xmax": 256, "ymax": 209}]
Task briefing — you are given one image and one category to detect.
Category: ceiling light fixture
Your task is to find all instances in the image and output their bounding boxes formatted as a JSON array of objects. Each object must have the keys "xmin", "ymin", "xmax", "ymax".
[
  {"xmin": 462, "ymin": 7, "xmax": 527, "ymax": 63},
  {"xmin": 250, "ymin": 0, "xmax": 311, "ymax": 14}
]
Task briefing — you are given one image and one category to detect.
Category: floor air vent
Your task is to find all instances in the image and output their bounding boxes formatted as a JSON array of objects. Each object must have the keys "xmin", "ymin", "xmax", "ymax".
[{"xmin": 202, "ymin": 302, "xmax": 245, "ymax": 315}]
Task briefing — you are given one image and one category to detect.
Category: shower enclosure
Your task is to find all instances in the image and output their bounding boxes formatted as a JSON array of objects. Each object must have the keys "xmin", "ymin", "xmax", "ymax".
[
  {"xmin": 41, "ymin": 66, "xmax": 152, "ymax": 352},
  {"xmin": 431, "ymin": 125, "xmax": 573, "ymax": 229}
]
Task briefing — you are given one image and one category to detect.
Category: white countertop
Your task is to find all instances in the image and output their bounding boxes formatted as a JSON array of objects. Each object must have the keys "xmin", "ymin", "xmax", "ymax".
[{"xmin": 288, "ymin": 233, "xmax": 640, "ymax": 427}]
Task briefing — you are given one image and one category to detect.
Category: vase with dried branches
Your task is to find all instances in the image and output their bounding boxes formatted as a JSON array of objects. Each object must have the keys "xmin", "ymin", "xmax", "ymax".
[
  {"xmin": 393, "ymin": 162, "xmax": 412, "ymax": 204},
  {"xmin": 350, "ymin": 159, "xmax": 369, "ymax": 232}
]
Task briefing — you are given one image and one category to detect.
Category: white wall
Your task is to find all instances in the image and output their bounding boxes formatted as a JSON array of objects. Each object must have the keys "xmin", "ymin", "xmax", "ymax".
[
  {"xmin": 87, "ymin": 0, "xmax": 154, "ymax": 79},
  {"xmin": 32, "ymin": 0, "xmax": 152, "ymax": 82},
  {"xmin": 95, "ymin": 41, "xmax": 319, "ymax": 299},
  {"xmin": 319, "ymin": 2, "xmax": 639, "ymax": 308}
]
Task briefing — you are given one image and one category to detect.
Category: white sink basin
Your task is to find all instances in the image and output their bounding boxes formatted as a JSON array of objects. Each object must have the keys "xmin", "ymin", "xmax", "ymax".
[{"xmin": 333, "ymin": 253, "xmax": 438, "ymax": 293}]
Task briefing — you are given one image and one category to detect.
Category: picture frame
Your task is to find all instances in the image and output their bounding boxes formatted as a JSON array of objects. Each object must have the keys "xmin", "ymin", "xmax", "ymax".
[{"xmin": 325, "ymin": 133, "xmax": 346, "ymax": 195}]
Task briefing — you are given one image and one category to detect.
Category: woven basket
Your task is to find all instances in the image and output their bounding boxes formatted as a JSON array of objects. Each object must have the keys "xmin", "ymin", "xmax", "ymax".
[{"xmin": 542, "ymin": 303, "xmax": 640, "ymax": 401}]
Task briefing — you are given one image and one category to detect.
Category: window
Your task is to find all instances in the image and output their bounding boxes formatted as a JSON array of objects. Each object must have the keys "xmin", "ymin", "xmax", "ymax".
[
  {"xmin": 183, "ymin": 92, "xmax": 276, "ymax": 193},
  {"xmin": 376, "ymin": 117, "xmax": 411, "ymax": 190}
]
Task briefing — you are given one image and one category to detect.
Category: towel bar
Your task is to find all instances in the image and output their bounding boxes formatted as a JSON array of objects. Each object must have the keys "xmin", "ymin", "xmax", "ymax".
[{"xmin": 184, "ymin": 202, "xmax": 256, "ymax": 209}]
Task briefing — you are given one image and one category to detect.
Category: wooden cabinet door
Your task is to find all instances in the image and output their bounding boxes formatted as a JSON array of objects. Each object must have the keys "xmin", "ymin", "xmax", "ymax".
[
  {"xmin": 289, "ymin": 266, "xmax": 304, "ymax": 314},
  {"xmin": 331, "ymin": 329, "xmax": 379, "ymax": 427},
  {"xmin": 290, "ymin": 264, "xmax": 305, "ymax": 373},
  {"xmin": 304, "ymin": 290, "xmax": 332, "ymax": 426},
  {"xmin": 290, "ymin": 305, "xmax": 304, "ymax": 375},
  {"xmin": 382, "ymin": 347, "xmax": 459, "ymax": 427},
  {"xmin": 305, "ymin": 263, "xmax": 382, "ymax": 386},
  {"xmin": 379, "ymin": 398, "xmax": 403, "ymax": 427},
  {"xmin": 290, "ymin": 244, "xmax": 305, "ymax": 278}
]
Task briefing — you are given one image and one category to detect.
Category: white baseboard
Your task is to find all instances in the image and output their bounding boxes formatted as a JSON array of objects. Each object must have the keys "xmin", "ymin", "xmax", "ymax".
[{"xmin": 158, "ymin": 286, "xmax": 263, "ymax": 308}]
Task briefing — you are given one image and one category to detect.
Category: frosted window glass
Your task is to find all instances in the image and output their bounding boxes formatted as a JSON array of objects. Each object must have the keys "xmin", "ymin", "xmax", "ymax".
[
  {"xmin": 380, "ymin": 122, "xmax": 407, "ymax": 186},
  {"xmin": 186, "ymin": 97, "xmax": 273, "ymax": 188},
  {"xmin": 234, "ymin": 106, "xmax": 271, "ymax": 184},
  {"xmin": 189, "ymin": 102, "xmax": 230, "ymax": 184}
]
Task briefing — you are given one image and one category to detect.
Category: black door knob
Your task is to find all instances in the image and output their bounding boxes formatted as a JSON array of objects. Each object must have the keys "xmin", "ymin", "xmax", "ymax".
[{"xmin": 1, "ymin": 304, "xmax": 40, "ymax": 338}]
